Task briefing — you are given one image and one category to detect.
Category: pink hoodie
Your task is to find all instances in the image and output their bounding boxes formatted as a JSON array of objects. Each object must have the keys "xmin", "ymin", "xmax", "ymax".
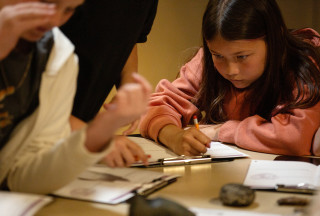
[{"xmin": 140, "ymin": 28, "xmax": 320, "ymax": 156}]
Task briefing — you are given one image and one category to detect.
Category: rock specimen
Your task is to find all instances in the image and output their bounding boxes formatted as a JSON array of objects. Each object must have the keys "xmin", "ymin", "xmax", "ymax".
[{"xmin": 219, "ymin": 183, "xmax": 255, "ymax": 206}]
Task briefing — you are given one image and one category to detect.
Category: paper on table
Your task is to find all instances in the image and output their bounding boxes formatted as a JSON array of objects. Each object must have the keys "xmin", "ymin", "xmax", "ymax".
[
  {"xmin": 205, "ymin": 141, "xmax": 248, "ymax": 158},
  {"xmin": 53, "ymin": 166, "xmax": 179, "ymax": 205},
  {"xmin": 243, "ymin": 160, "xmax": 320, "ymax": 189},
  {"xmin": 0, "ymin": 191, "xmax": 53, "ymax": 216},
  {"xmin": 128, "ymin": 137, "xmax": 248, "ymax": 162},
  {"xmin": 190, "ymin": 207, "xmax": 281, "ymax": 216}
]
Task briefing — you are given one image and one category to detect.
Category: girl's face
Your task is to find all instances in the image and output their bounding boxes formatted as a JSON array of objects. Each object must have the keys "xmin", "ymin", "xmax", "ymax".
[{"xmin": 206, "ymin": 35, "xmax": 267, "ymax": 89}]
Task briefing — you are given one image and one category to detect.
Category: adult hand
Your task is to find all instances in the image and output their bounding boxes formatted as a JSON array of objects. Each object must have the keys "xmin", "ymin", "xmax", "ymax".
[
  {"xmin": 101, "ymin": 136, "xmax": 148, "ymax": 167},
  {"xmin": 0, "ymin": 2, "xmax": 56, "ymax": 59},
  {"xmin": 159, "ymin": 125, "xmax": 211, "ymax": 156},
  {"xmin": 103, "ymin": 73, "xmax": 151, "ymax": 128},
  {"xmin": 85, "ymin": 73, "xmax": 152, "ymax": 152}
]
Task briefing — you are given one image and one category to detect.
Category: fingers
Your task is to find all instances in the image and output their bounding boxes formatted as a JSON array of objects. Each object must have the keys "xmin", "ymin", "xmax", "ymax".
[
  {"xmin": 130, "ymin": 145, "xmax": 149, "ymax": 166},
  {"xmin": 179, "ymin": 128, "xmax": 211, "ymax": 156},
  {"xmin": 102, "ymin": 75, "xmax": 151, "ymax": 128},
  {"xmin": 95, "ymin": 74, "xmax": 151, "ymax": 138},
  {"xmin": 12, "ymin": 2, "xmax": 56, "ymax": 10},
  {"xmin": 102, "ymin": 149, "xmax": 121, "ymax": 168},
  {"xmin": 123, "ymin": 137, "xmax": 149, "ymax": 165},
  {"xmin": 102, "ymin": 136, "xmax": 149, "ymax": 167},
  {"xmin": 132, "ymin": 73, "xmax": 152, "ymax": 96},
  {"xmin": 13, "ymin": 2, "xmax": 56, "ymax": 18},
  {"xmin": 0, "ymin": 2, "xmax": 56, "ymax": 59},
  {"xmin": 102, "ymin": 103, "xmax": 116, "ymax": 111},
  {"xmin": 182, "ymin": 144, "xmax": 199, "ymax": 156},
  {"xmin": 3, "ymin": 2, "xmax": 56, "ymax": 27},
  {"xmin": 193, "ymin": 128, "xmax": 211, "ymax": 148},
  {"xmin": 114, "ymin": 146, "xmax": 135, "ymax": 167}
]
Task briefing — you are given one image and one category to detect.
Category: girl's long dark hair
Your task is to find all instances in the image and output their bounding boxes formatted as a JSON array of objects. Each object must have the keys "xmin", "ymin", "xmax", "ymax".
[{"xmin": 196, "ymin": 0, "xmax": 320, "ymax": 123}]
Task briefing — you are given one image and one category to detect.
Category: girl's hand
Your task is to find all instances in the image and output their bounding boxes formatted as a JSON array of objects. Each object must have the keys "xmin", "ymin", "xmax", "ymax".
[
  {"xmin": 101, "ymin": 136, "xmax": 148, "ymax": 167},
  {"xmin": 0, "ymin": 2, "xmax": 56, "ymax": 59},
  {"xmin": 159, "ymin": 125, "xmax": 211, "ymax": 156}
]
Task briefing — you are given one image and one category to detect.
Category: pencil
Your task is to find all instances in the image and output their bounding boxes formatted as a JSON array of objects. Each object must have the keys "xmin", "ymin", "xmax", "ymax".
[
  {"xmin": 193, "ymin": 115, "xmax": 199, "ymax": 130},
  {"xmin": 134, "ymin": 154, "xmax": 151, "ymax": 161}
]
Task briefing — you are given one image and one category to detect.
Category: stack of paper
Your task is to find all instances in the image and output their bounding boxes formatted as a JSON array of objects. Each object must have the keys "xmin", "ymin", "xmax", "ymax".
[
  {"xmin": 205, "ymin": 141, "xmax": 248, "ymax": 158},
  {"xmin": 0, "ymin": 191, "xmax": 52, "ymax": 216}
]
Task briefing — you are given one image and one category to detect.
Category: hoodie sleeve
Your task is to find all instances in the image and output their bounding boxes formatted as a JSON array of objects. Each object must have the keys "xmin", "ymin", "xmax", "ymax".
[
  {"xmin": 140, "ymin": 49, "xmax": 204, "ymax": 142},
  {"xmin": 219, "ymin": 103, "xmax": 320, "ymax": 156}
]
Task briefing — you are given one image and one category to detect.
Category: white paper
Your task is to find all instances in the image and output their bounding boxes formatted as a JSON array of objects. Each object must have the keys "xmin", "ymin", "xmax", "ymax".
[
  {"xmin": 205, "ymin": 141, "xmax": 249, "ymax": 158},
  {"xmin": 127, "ymin": 136, "xmax": 178, "ymax": 162},
  {"xmin": 53, "ymin": 166, "xmax": 179, "ymax": 204},
  {"xmin": 190, "ymin": 207, "xmax": 281, "ymax": 216},
  {"xmin": 0, "ymin": 191, "xmax": 53, "ymax": 216},
  {"xmin": 243, "ymin": 160, "xmax": 320, "ymax": 189},
  {"xmin": 53, "ymin": 178, "xmax": 136, "ymax": 204}
]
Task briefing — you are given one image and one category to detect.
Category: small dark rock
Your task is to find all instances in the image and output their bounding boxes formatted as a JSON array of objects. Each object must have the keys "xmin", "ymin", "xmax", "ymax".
[{"xmin": 219, "ymin": 183, "xmax": 255, "ymax": 206}]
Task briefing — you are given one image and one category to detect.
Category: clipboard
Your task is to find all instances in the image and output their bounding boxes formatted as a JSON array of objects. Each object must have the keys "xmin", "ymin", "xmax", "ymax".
[
  {"xmin": 131, "ymin": 155, "xmax": 234, "ymax": 167},
  {"xmin": 128, "ymin": 136, "xmax": 247, "ymax": 168},
  {"xmin": 275, "ymin": 183, "xmax": 316, "ymax": 194},
  {"xmin": 243, "ymin": 160, "xmax": 319, "ymax": 194}
]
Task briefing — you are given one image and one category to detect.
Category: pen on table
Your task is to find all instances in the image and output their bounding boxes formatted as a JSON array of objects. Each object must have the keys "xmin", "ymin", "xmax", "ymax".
[
  {"xmin": 162, "ymin": 155, "xmax": 211, "ymax": 161},
  {"xmin": 193, "ymin": 115, "xmax": 199, "ymax": 130}
]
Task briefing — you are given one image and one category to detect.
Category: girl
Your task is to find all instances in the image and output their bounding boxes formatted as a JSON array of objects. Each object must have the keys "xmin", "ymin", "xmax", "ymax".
[
  {"xmin": 140, "ymin": 0, "xmax": 320, "ymax": 156},
  {"xmin": 0, "ymin": 0, "xmax": 151, "ymax": 193}
]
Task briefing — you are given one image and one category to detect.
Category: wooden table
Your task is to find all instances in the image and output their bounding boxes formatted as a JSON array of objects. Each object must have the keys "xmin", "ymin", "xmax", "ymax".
[{"xmin": 36, "ymin": 147, "xmax": 313, "ymax": 216}]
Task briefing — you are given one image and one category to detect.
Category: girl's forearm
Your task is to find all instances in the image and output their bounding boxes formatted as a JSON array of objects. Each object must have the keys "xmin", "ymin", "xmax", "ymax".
[
  {"xmin": 158, "ymin": 124, "xmax": 183, "ymax": 149},
  {"xmin": 85, "ymin": 111, "xmax": 119, "ymax": 153}
]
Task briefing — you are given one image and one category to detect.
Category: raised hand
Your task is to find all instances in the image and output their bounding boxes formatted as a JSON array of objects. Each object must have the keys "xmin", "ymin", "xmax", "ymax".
[
  {"xmin": 102, "ymin": 73, "xmax": 151, "ymax": 128},
  {"xmin": 85, "ymin": 73, "xmax": 152, "ymax": 152}
]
